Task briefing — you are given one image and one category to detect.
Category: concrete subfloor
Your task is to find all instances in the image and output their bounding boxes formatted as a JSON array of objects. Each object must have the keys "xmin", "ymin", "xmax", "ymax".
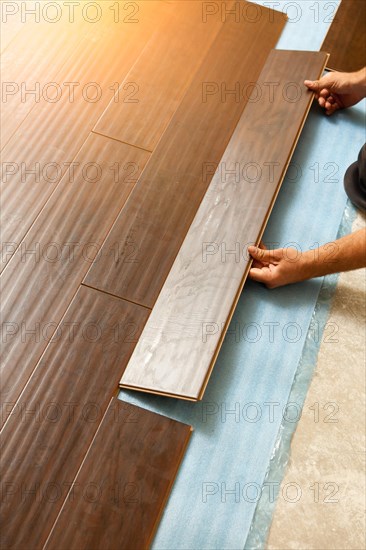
[{"xmin": 267, "ymin": 211, "xmax": 366, "ymax": 550}]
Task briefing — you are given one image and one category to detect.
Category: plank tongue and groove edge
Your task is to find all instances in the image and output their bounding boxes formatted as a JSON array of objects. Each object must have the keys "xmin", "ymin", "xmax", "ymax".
[
  {"xmin": 93, "ymin": 0, "xmax": 226, "ymax": 151},
  {"xmin": 83, "ymin": 3, "xmax": 287, "ymax": 308},
  {"xmin": 0, "ymin": 1, "xmax": 169, "ymax": 268},
  {"xmin": 120, "ymin": 50, "xmax": 330, "ymax": 401},
  {"xmin": 321, "ymin": 0, "xmax": 366, "ymax": 72},
  {"xmin": 44, "ymin": 397, "xmax": 192, "ymax": 550},
  {"xmin": 0, "ymin": 286, "xmax": 150, "ymax": 549}
]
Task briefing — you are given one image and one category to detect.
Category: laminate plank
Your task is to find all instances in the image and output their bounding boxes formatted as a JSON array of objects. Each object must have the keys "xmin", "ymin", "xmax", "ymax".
[
  {"xmin": 0, "ymin": 1, "xmax": 167, "ymax": 267},
  {"xmin": 44, "ymin": 397, "xmax": 192, "ymax": 550},
  {"xmin": 84, "ymin": 3, "xmax": 287, "ymax": 308},
  {"xmin": 94, "ymin": 1, "xmax": 225, "ymax": 151},
  {"xmin": 0, "ymin": 286, "xmax": 150, "ymax": 549},
  {"xmin": 120, "ymin": 50, "xmax": 329, "ymax": 401},
  {"xmin": 0, "ymin": 15, "xmax": 90, "ymax": 149},
  {"xmin": 322, "ymin": 0, "xmax": 366, "ymax": 72},
  {"xmin": 0, "ymin": 133, "xmax": 150, "ymax": 421},
  {"xmin": 0, "ymin": 0, "xmax": 26, "ymax": 53}
]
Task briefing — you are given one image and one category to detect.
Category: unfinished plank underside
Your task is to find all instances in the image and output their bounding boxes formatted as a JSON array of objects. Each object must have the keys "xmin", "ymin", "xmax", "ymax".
[
  {"xmin": 44, "ymin": 398, "xmax": 192, "ymax": 550},
  {"xmin": 84, "ymin": 3, "xmax": 287, "ymax": 308},
  {"xmin": 120, "ymin": 50, "xmax": 329, "ymax": 401},
  {"xmin": 322, "ymin": 0, "xmax": 366, "ymax": 72}
]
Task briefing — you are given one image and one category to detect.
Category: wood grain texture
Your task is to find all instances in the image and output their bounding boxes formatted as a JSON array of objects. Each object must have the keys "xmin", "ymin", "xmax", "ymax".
[
  {"xmin": 322, "ymin": 0, "xmax": 366, "ymax": 72},
  {"xmin": 0, "ymin": 134, "xmax": 150, "ymax": 421},
  {"xmin": 0, "ymin": 1, "xmax": 27, "ymax": 54},
  {"xmin": 120, "ymin": 50, "xmax": 329, "ymax": 401},
  {"xmin": 0, "ymin": 1, "xmax": 166, "ymax": 267},
  {"xmin": 94, "ymin": 0, "xmax": 225, "ymax": 151},
  {"xmin": 44, "ymin": 397, "xmax": 191, "ymax": 550},
  {"xmin": 84, "ymin": 3, "xmax": 287, "ymax": 308},
  {"xmin": 0, "ymin": 16, "xmax": 89, "ymax": 149},
  {"xmin": 0, "ymin": 286, "xmax": 150, "ymax": 549}
]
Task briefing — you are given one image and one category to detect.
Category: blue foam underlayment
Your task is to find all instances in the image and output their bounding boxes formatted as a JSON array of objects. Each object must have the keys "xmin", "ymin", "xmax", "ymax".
[
  {"xmin": 244, "ymin": 200, "xmax": 357, "ymax": 550},
  {"xmin": 119, "ymin": 2, "xmax": 365, "ymax": 548}
]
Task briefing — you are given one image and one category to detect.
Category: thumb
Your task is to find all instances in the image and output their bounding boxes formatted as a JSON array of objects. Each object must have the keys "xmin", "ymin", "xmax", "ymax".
[
  {"xmin": 248, "ymin": 246, "xmax": 273, "ymax": 263},
  {"xmin": 304, "ymin": 74, "xmax": 334, "ymax": 93},
  {"xmin": 304, "ymin": 79, "xmax": 320, "ymax": 91}
]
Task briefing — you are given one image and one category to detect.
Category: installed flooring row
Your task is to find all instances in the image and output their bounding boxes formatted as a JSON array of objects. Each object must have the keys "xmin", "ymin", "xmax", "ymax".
[
  {"xmin": 4, "ymin": 0, "xmax": 363, "ymax": 545},
  {"xmin": 322, "ymin": 0, "xmax": 365, "ymax": 72},
  {"xmin": 0, "ymin": 2, "xmax": 286, "ymax": 548}
]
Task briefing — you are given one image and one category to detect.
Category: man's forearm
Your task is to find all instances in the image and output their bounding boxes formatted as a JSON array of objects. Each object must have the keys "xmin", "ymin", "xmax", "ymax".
[
  {"xmin": 350, "ymin": 67, "xmax": 366, "ymax": 95},
  {"xmin": 301, "ymin": 229, "xmax": 366, "ymax": 279}
]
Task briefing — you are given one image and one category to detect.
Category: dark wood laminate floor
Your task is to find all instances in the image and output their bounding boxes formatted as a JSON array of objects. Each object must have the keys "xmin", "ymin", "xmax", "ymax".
[
  {"xmin": 44, "ymin": 398, "xmax": 192, "ymax": 550},
  {"xmin": 0, "ymin": 2, "xmax": 293, "ymax": 546},
  {"xmin": 93, "ymin": 0, "xmax": 225, "ymax": 151},
  {"xmin": 0, "ymin": 286, "xmax": 149, "ymax": 549},
  {"xmin": 322, "ymin": 0, "xmax": 366, "ymax": 72},
  {"xmin": 0, "ymin": 1, "xmax": 165, "ymax": 266},
  {"xmin": 0, "ymin": 133, "xmax": 150, "ymax": 422},
  {"xmin": 83, "ymin": 4, "xmax": 286, "ymax": 308}
]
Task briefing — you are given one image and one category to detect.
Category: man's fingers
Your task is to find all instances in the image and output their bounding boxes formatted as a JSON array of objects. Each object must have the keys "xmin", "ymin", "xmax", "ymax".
[
  {"xmin": 317, "ymin": 91, "xmax": 343, "ymax": 114},
  {"xmin": 248, "ymin": 267, "xmax": 272, "ymax": 284},
  {"xmin": 319, "ymin": 88, "xmax": 330, "ymax": 98},
  {"xmin": 251, "ymin": 259, "xmax": 265, "ymax": 269},
  {"xmin": 325, "ymin": 100, "xmax": 339, "ymax": 112}
]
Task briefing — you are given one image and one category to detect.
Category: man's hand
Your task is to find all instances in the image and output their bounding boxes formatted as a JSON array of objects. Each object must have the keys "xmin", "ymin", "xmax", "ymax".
[
  {"xmin": 304, "ymin": 67, "xmax": 366, "ymax": 115},
  {"xmin": 248, "ymin": 244, "xmax": 308, "ymax": 288},
  {"xmin": 249, "ymin": 230, "xmax": 366, "ymax": 289}
]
